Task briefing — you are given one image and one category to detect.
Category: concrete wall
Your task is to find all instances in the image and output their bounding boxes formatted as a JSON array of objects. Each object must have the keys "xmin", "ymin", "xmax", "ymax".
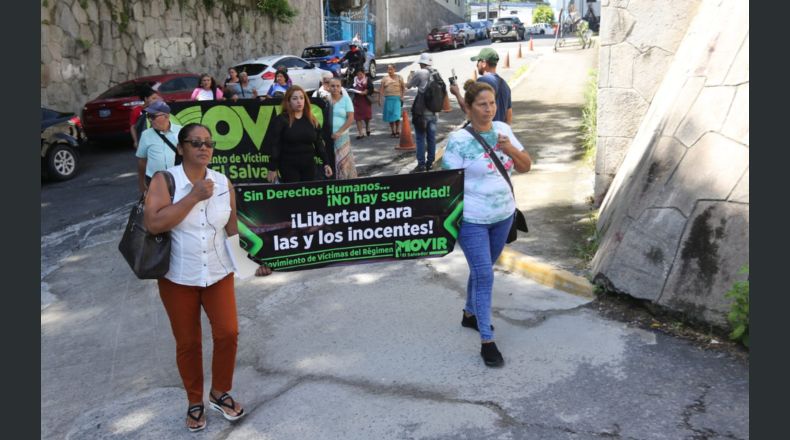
[
  {"xmin": 41, "ymin": 0, "xmax": 322, "ymax": 114},
  {"xmin": 594, "ymin": 0, "xmax": 702, "ymax": 204},
  {"xmin": 591, "ymin": 0, "xmax": 749, "ymax": 326},
  {"xmin": 372, "ymin": 0, "xmax": 465, "ymax": 53}
]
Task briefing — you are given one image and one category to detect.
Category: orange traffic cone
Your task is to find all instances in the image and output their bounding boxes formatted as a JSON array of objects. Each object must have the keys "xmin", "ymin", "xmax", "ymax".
[
  {"xmin": 441, "ymin": 93, "xmax": 452, "ymax": 112},
  {"xmin": 517, "ymin": 43, "xmax": 523, "ymax": 58},
  {"xmin": 504, "ymin": 51, "xmax": 510, "ymax": 68},
  {"xmin": 529, "ymin": 36, "xmax": 534, "ymax": 51},
  {"xmin": 396, "ymin": 109, "xmax": 416, "ymax": 150}
]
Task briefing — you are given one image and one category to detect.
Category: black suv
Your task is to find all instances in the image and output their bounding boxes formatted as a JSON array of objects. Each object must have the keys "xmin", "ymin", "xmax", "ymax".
[{"xmin": 491, "ymin": 17, "xmax": 526, "ymax": 42}]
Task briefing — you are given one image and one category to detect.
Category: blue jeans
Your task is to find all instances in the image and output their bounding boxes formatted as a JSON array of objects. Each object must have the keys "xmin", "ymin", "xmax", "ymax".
[
  {"xmin": 413, "ymin": 114, "xmax": 437, "ymax": 168},
  {"xmin": 458, "ymin": 215, "xmax": 514, "ymax": 341}
]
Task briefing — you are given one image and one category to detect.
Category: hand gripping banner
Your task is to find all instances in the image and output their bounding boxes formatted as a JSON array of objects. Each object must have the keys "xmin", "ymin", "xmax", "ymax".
[{"xmin": 235, "ymin": 170, "xmax": 465, "ymax": 271}]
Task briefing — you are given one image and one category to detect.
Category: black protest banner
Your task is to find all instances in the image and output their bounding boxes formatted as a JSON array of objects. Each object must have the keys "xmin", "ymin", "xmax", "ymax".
[
  {"xmin": 168, "ymin": 98, "xmax": 335, "ymax": 184},
  {"xmin": 235, "ymin": 170, "xmax": 465, "ymax": 271}
]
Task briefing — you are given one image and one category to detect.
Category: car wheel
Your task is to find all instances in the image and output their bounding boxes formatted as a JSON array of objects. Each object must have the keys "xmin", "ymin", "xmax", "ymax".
[
  {"xmin": 46, "ymin": 143, "xmax": 79, "ymax": 181},
  {"xmin": 368, "ymin": 61, "xmax": 376, "ymax": 78},
  {"xmin": 540, "ymin": 30, "xmax": 545, "ymax": 35}
]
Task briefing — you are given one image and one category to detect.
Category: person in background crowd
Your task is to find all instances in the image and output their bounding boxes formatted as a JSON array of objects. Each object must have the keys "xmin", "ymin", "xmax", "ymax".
[
  {"xmin": 191, "ymin": 74, "xmax": 225, "ymax": 101},
  {"xmin": 351, "ymin": 68, "xmax": 373, "ymax": 139},
  {"xmin": 406, "ymin": 53, "xmax": 440, "ymax": 172},
  {"xmin": 265, "ymin": 86, "xmax": 333, "ymax": 183},
  {"xmin": 378, "ymin": 64, "xmax": 406, "ymax": 138},
  {"xmin": 143, "ymin": 123, "xmax": 272, "ymax": 432},
  {"xmin": 130, "ymin": 87, "xmax": 161, "ymax": 150},
  {"xmin": 328, "ymin": 77, "xmax": 358, "ymax": 179},
  {"xmin": 262, "ymin": 70, "xmax": 290, "ymax": 99},
  {"xmin": 313, "ymin": 71, "xmax": 349, "ymax": 102},
  {"xmin": 135, "ymin": 101, "xmax": 182, "ymax": 193},
  {"xmin": 338, "ymin": 41, "xmax": 366, "ymax": 77},
  {"xmin": 227, "ymin": 72, "xmax": 258, "ymax": 101},
  {"xmin": 224, "ymin": 67, "xmax": 240, "ymax": 88},
  {"xmin": 449, "ymin": 48, "xmax": 512, "ymax": 125},
  {"xmin": 440, "ymin": 80, "xmax": 532, "ymax": 368}
]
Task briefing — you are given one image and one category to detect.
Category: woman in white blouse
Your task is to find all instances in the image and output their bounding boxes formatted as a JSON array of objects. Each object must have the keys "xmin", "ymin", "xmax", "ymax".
[{"xmin": 144, "ymin": 123, "xmax": 269, "ymax": 431}]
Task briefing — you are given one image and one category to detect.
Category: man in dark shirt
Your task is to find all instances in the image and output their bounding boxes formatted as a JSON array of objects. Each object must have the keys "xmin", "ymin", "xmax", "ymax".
[
  {"xmin": 339, "ymin": 43, "xmax": 366, "ymax": 77},
  {"xmin": 449, "ymin": 48, "xmax": 512, "ymax": 124}
]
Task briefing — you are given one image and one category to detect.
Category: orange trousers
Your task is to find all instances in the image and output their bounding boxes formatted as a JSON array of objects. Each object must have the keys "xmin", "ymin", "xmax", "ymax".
[{"xmin": 158, "ymin": 273, "xmax": 238, "ymax": 403}]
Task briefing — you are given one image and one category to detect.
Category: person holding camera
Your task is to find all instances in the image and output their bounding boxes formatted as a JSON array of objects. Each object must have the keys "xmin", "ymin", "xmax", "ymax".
[{"xmin": 450, "ymin": 48, "xmax": 512, "ymax": 125}]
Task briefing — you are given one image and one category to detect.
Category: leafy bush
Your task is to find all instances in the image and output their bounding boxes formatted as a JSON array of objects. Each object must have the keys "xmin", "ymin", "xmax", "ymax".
[
  {"xmin": 532, "ymin": 5, "xmax": 555, "ymax": 24},
  {"xmin": 726, "ymin": 265, "xmax": 749, "ymax": 347},
  {"xmin": 257, "ymin": 0, "xmax": 298, "ymax": 23}
]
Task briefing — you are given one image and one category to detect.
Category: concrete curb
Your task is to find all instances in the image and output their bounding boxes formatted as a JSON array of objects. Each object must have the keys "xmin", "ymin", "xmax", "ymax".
[
  {"xmin": 496, "ymin": 248, "xmax": 594, "ymax": 299},
  {"xmin": 378, "ymin": 48, "xmax": 426, "ymax": 59}
]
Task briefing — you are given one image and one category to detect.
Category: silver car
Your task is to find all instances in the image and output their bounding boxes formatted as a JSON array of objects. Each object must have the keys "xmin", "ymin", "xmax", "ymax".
[
  {"xmin": 491, "ymin": 17, "xmax": 526, "ymax": 42},
  {"xmin": 231, "ymin": 55, "xmax": 333, "ymax": 95}
]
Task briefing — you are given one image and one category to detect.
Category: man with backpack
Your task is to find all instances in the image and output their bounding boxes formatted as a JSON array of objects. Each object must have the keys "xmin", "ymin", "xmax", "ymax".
[
  {"xmin": 406, "ymin": 53, "xmax": 447, "ymax": 172},
  {"xmin": 449, "ymin": 47, "xmax": 512, "ymax": 125}
]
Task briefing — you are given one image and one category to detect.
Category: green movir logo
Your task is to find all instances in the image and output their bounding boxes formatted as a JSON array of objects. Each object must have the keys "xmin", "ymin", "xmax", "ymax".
[
  {"xmin": 173, "ymin": 104, "xmax": 324, "ymax": 151},
  {"xmin": 394, "ymin": 237, "xmax": 448, "ymax": 257}
]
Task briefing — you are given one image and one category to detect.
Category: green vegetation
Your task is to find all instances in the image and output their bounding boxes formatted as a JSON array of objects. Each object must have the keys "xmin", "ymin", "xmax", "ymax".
[
  {"xmin": 575, "ymin": 210, "xmax": 600, "ymax": 266},
  {"xmin": 726, "ymin": 265, "xmax": 749, "ymax": 347},
  {"xmin": 384, "ymin": 40, "xmax": 392, "ymax": 54},
  {"xmin": 257, "ymin": 0, "xmax": 298, "ymax": 23},
  {"xmin": 581, "ymin": 68, "xmax": 597, "ymax": 162},
  {"xmin": 532, "ymin": 4, "xmax": 555, "ymax": 24},
  {"xmin": 76, "ymin": 37, "xmax": 92, "ymax": 50},
  {"xmin": 78, "ymin": 0, "xmax": 88, "ymax": 9}
]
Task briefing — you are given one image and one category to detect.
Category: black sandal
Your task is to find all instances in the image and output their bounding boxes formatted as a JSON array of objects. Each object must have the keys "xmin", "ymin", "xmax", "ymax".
[
  {"xmin": 209, "ymin": 392, "xmax": 245, "ymax": 421},
  {"xmin": 356, "ymin": 135, "xmax": 365, "ymax": 140},
  {"xmin": 186, "ymin": 404, "xmax": 206, "ymax": 432}
]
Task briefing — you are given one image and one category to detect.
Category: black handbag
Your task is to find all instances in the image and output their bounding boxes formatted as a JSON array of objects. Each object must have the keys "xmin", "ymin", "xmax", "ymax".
[
  {"xmin": 464, "ymin": 126, "xmax": 529, "ymax": 243},
  {"xmin": 118, "ymin": 170, "xmax": 176, "ymax": 279}
]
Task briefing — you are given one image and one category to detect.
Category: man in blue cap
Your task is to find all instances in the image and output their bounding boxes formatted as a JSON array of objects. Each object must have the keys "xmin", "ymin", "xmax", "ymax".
[
  {"xmin": 135, "ymin": 100, "xmax": 183, "ymax": 193},
  {"xmin": 449, "ymin": 47, "xmax": 512, "ymax": 125}
]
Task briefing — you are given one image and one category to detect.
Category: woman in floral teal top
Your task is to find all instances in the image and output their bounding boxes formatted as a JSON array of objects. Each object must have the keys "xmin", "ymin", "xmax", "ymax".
[{"xmin": 441, "ymin": 80, "xmax": 532, "ymax": 367}]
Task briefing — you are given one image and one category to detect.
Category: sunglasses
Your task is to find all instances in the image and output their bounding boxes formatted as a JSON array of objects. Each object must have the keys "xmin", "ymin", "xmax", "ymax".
[{"xmin": 183, "ymin": 139, "xmax": 216, "ymax": 149}]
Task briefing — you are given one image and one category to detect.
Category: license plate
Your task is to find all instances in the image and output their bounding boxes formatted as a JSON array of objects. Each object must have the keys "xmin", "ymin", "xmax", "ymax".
[{"xmin": 99, "ymin": 109, "xmax": 111, "ymax": 118}]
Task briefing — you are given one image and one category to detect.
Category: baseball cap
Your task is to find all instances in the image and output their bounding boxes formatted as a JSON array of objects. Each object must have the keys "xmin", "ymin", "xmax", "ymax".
[
  {"xmin": 471, "ymin": 47, "xmax": 499, "ymax": 63},
  {"xmin": 145, "ymin": 100, "xmax": 171, "ymax": 114},
  {"xmin": 417, "ymin": 53, "xmax": 433, "ymax": 66}
]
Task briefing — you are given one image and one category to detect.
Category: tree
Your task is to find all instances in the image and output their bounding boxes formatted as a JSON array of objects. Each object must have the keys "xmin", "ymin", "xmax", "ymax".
[{"xmin": 532, "ymin": 4, "xmax": 555, "ymax": 24}]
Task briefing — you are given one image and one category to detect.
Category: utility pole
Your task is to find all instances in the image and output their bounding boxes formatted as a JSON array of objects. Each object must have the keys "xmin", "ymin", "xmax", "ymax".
[{"xmin": 486, "ymin": 0, "xmax": 490, "ymax": 21}]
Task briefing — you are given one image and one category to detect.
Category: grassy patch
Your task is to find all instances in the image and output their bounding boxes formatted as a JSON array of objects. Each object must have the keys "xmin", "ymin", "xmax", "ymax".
[
  {"xmin": 575, "ymin": 209, "xmax": 600, "ymax": 267},
  {"xmin": 581, "ymin": 68, "xmax": 597, "ymax": 163}
]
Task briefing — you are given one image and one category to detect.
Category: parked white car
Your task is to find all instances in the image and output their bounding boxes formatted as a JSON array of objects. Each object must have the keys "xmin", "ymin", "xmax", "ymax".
[
  {"xmin": 453, "ymin": 23, "xmax": 477, "ymax": 43},
  {"xmin": 231, "ymin": 55, "xmax": 333, "ymax": 95},
  {"xmin": 529, "ymin": 23, "xmax": 555, "ymax": 35}
]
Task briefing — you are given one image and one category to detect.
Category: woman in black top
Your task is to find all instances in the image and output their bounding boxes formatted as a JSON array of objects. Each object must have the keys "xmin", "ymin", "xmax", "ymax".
[{"xmin": 266, "ymin": 85, "xmax": 333, "ymax": 183}]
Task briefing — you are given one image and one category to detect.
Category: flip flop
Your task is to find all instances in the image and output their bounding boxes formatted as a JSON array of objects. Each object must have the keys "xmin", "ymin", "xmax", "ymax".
[
  {"xmin": 186, "ymin": 404, "xmax": 206, "ymax": 432},
  {"xmin": 209, "ymin": 392, "xmax": 245, "ymax": 422}
]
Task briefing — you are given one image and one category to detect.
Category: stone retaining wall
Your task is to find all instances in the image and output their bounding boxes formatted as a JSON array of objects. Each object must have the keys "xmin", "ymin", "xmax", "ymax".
[
  {"xmin": 595, "ymin": 0, "xmax": 702, "ymax": 203},
  {"xmin": 592, "ymin": 0, "xmax": 749, "ymax": 326},
  {"xmin": 41, "ymin": 0, "xmax": 321, "ymax": 114}
]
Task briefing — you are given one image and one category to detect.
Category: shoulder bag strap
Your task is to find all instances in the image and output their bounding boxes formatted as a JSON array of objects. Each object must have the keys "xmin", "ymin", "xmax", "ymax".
[
  {"xmin": 464, "ymin": 125, "xmax": 514, "ymax": 195},
  {"xmin": 154, "ymin": 130, "xmax": 183, "ymax": 166}
]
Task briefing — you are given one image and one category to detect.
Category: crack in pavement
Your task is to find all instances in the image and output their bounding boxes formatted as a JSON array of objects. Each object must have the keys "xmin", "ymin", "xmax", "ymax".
[{"xmin": 680, "ymin": 383, "xmax": 744, "ymax": 440}]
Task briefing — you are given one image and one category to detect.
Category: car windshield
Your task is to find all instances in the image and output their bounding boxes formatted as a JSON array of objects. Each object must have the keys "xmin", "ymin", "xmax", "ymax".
[
  {"xmin": 302, "ymin": 46, "xmax": 334, "ymax": 58},
  {"xmin": 233, "ymin": 63, "xmax": 268, "ymax": 76},
  {"xmin": 96, "ymin": 81, "xmax": 142, "ymax": 99},
  {"xmin": 441, "ymin": 26, "xmax": 456, "ymax": 32},
  {"xmin": 496, "ymin": 19, "xmax": 515, "ymax": 24}
]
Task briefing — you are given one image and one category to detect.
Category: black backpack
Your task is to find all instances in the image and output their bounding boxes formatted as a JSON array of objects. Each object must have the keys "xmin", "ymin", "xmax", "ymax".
[{"xmin": 422, "ymin": 68, "xmax": 446, "ymax": 113}]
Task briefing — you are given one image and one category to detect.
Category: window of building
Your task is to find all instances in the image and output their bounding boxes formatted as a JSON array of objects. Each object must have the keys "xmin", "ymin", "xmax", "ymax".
[
  {"xmin": 488, "ymin": 11, "xmax": 497, "ymax": 19},
  {"xmin": 511, "ymin": 10, "xmax": 518, "ymax": 15},
  {"xmin": 477, "ymin": 12, "xmax": 486, "ymax": 19}
]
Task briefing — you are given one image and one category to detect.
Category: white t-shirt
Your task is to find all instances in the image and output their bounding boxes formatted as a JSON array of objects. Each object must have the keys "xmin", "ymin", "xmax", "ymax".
[
  {"xmin": 195, "ymin": 89, "xmax": 215, "ymax": 101},
  {"xmin": 441, "ymin": 121, "xmax": 524, "ymax": 224}
]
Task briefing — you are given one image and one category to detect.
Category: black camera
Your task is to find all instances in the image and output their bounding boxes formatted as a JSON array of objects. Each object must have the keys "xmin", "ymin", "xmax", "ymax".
[{"xmin": 449, "ymin": 68, "xmax": 457, "ymax": 86}]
